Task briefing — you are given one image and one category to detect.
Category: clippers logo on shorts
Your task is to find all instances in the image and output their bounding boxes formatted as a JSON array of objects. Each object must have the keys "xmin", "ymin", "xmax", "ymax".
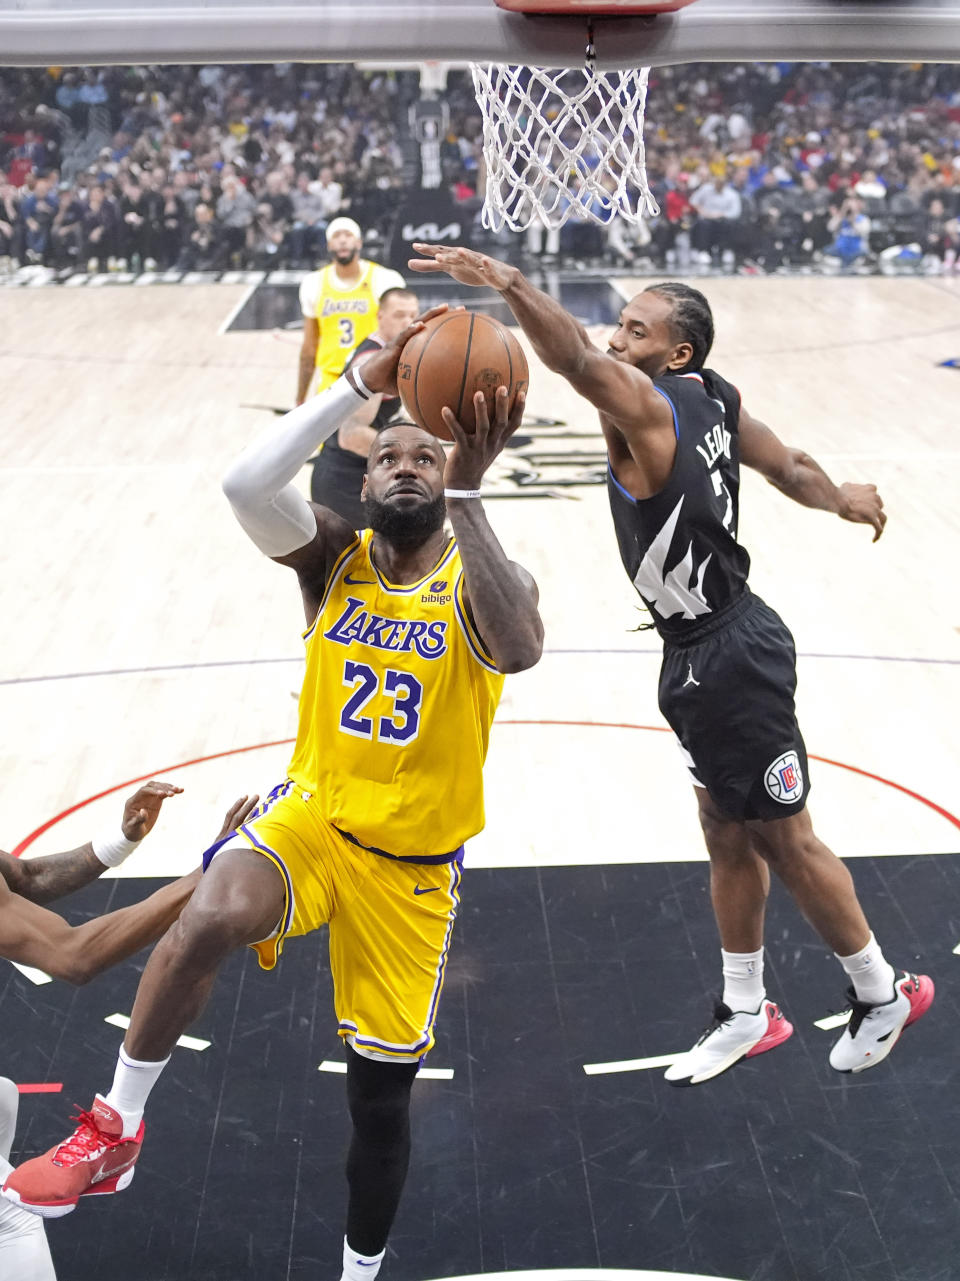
[{"xmin": 764, "ymin": 751, "xmax": 804, "ymax": 804}]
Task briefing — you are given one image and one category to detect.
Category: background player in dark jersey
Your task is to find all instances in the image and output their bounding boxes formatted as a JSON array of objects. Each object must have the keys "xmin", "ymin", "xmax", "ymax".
[
  {"xmin": 309, "ymin": 287, "xmax": 419, "ymax": 527},
  {"xmin": 411, "ymin": 243, "xmax": 934, "ymax": 1086}
]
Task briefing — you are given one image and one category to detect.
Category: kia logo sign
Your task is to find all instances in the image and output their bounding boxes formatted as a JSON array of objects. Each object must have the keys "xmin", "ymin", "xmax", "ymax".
[{"xmin": 401, "ymin": 221, "xmax": 462, "ymax": 242}]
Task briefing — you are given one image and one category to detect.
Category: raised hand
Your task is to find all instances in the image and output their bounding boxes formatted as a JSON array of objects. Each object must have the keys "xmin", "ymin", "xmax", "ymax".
[
  {"xmin": 120, "ymin": 780, "xmax": 184, "ymax": 842},
  {"xmin": 442, "ymin": 385, "xmax": 527, "ymax": 492},
  {"xmin": 408, "ymin": 243, "xmax": 517, "ymax": 292},
  {"xmin": 213, "ymin": 794, "xmax": 260, "ymax": 843},
  {"xmin": 838, "ymin": 482, "xmax": 887, "ymax": 542}
]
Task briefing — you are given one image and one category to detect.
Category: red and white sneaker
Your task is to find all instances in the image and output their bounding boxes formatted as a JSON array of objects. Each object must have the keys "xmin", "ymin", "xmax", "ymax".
[
  {"xmin": 1, "ymin": 1096, "xmax": 143, "ymax": 1219},
  {"xmin": 829, "ymin": 971, "xmax": 935, "ymax": 1073},
  {"xmin": 664, "ymin": 998, "xmax": 794, "ymax": 1086}
]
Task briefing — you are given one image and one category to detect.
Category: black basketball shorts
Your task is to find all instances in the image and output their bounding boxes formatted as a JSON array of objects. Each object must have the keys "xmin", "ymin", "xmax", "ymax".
[{"xmin": 658, "ymin": 592, "xmax": 810, "ymax": 821}]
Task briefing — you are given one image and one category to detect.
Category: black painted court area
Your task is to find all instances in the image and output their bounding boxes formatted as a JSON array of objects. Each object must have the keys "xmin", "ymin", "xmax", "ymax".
[
  {"xmin": 227, "ymin": 275, "xmax": 626, "ymax": 334},
  {"xmin": 4, "ymin": 856, "xmax": 960, "ymax": 1281}
]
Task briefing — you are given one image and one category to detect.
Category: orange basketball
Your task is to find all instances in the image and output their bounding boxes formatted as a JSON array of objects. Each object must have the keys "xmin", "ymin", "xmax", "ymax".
[{"xmin": 396, "ymin": 311, "xmax": 529, "ymax": 441}]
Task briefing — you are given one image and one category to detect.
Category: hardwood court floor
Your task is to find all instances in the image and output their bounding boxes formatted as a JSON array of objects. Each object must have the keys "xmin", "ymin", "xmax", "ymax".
[{"xmin": 1, "ymin": 273, "xmax": 959, "ymax": 1281}]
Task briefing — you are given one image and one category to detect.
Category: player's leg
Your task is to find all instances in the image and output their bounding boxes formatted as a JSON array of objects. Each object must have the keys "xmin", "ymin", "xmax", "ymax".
[
  {"xmin": 748, "ymin": 808, "xmax": 933, "ymax": 1073},
  {"xmin": 0, "ymin": 1078, "xmax": 16, "ymax": 1164},
  {"xmin": 123, "ymin": 848, "xmax": 284, "ymax": 1062},
  {"xmin": 664, "ymin": 788, "xmax": 793, "ymax": 1087},
  {"xmin": 2, "ymin": 848, "xmax": 285, "ymax": 1217},
  {"xmin": 341, "ymin": 1046, "xmax": 418, "ymax": 1280},
  {"xmin": 329, "ymin": 842, "xmax": 463, "ymax": 1279},
  {"xmin": 747, "ymin": 807, "xmax": 870, "ymax": 956},
  {"xmin": 0, "ymin": 1079, "xmax": 56, "ymax": 1280},
  {"xmin": 697, "ymin": 786, "xmax": 770, "ymax": 953}
]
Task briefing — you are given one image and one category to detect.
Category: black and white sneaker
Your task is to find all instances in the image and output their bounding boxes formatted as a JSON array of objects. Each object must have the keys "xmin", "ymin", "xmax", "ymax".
[{"xmin": 664, "ymin": 999, "xmax": 794, "ymax": 1087}]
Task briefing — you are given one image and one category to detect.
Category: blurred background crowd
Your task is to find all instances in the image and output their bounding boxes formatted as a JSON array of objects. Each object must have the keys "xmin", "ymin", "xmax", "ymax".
[{"xmin": 0, "ymin": 59, "xmax": 958, "ymax": 277}]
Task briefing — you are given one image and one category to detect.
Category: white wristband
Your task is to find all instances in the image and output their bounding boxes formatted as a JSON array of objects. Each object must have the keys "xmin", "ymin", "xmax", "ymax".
[
  {"xmin": 92, "ymin": 829, "xmax": 142, "ymax": 869},
  {"xmin": 444, "ymin": 488, "xmax": 482, "ymax": 499},
  {"xmin": 349, "ymin": 364, "xmax": 372, "ymax": 400}
]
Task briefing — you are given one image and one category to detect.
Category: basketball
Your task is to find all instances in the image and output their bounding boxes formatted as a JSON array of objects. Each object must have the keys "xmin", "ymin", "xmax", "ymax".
[{"xmin": 396, "ymin": 311, "xmax": 529, "ymax": 441}]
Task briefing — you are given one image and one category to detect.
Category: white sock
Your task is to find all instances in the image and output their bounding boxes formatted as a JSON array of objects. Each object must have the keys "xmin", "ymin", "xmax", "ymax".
[
  {"xmin": 836, "ymin": 933, "xmax": 897, "ymax": 1006},
  {"xmin": 341, "ymin": 1237, "xmax": 385, "ymax": 1281},
  {"xmin": 721, "ymin": 947, "xmax": 765, "ymax": 1012},
  {"xmin": 103, "ymin": 1047, "xmax": 170, "ymax": 1137}
]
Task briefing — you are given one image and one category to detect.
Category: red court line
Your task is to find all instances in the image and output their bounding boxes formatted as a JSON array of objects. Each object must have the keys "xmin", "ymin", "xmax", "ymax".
[
  {"xmin": 17, "ymin": 1084, "xmax": 63, "ymax": 1094},
  {"xmin": 11, "ymin": 722, "xmax": 960, "ymax": 858},
  {"xmin": 11, "ymin": 739, "xmax": 295, "ymax": 858}
]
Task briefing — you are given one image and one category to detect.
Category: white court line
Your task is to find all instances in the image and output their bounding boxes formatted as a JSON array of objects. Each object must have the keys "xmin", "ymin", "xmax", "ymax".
[
  {"xmin": 585, "ymin": 1013, "xmax": 855, "ymax": 1072},
  {"xmin": 216, "ymin": 280, "xmax": 260, "ymax": 335},
  {"xmin": 953, "ymin": 942, "xmax": 960, "ymax": 955},
  {"xmin": 421, "ymin": 1269, "xmax": 747, "ymax": 1281},
  {"xmin": 583, "ymin": 1053, "xmax": 677, "ymax": 1075},
  {"xmin": 814, "ymin": 1012, "xmax": 851, "ymax": 1031},
  {"xmin": 318, "ymin": 1061, "xmax": 453, "ymax": 1080},
  {"xmin": 9, "ymin": 961, "xmax": 52, "ymax": 985},
  {"xmin": 104, "ymin": 1012, "xmax": 210, "ymax": 1051}
]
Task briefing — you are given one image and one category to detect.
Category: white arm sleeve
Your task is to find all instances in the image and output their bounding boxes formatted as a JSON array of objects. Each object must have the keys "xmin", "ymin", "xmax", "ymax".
[{"xmin": 222, "ymin": 375, "xmax": 368, "ymax": 557}]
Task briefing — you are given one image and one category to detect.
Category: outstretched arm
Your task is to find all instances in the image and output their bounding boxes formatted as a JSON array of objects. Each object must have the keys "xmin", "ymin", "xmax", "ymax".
[
  {"xmin": 442, "ymin": 388, "xmax": 543, "ymax": 674},
  {"xmin": 739, "ymin": 406, "xmax": 887, "ymax": 541},
  {"xmin": 0, "ymin": 781, "xmax": 182, "ymax": 905},
  {"xmin": 409, "ymin": 244, "xmax": 672, "ymax": 435},
  {"xmin": 0, "ymin": 872, "xmax": 200, "ymax": 984},
  {"xmin": 0, "ymin": 793, "xmax": 258, "ymax": 983}
]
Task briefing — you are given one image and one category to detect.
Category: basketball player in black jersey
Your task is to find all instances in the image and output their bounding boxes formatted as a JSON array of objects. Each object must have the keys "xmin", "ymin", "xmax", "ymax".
[
  {"xmin": 411, "ymin": 243, "xmax": 934, "ymax": 1085},
  {"xmin": 310, "ymin": 288, "xmax": 420, "ymax": 527}
]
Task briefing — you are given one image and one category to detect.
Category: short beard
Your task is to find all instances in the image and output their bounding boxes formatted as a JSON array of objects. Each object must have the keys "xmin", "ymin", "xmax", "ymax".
[
  {"xmin": 365, "ymin": 493, "xmax": 446, "ymax": 550},
  {"xmin": 334, "ymin": 247, "xmax": 358, "ymax": 265}
]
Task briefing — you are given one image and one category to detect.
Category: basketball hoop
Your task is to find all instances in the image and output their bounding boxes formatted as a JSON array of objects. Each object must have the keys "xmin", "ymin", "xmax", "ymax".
[{"xmin": 470, "ymin": 30, "xmax": 658, "ymax": 232}]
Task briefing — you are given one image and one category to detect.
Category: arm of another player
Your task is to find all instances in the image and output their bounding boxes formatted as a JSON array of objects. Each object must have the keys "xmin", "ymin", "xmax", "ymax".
[
  {"xmin": 297, "ymin": 317, "xmax": 319, "ymax": 406},
  {"xmin": 0, "ymin": 781, "xmax": 182, "ymax": 905},
  {"xmin": 0, "ymin": 793, "xmax": 258, "ymax": 984},
  {"xmin": 409, "ymin": 244, "xmax": 672, "ymax": 437},
  {"xmin": 296, "ymin": 271, "xmax": 321, "ymax": 405},
  {"xmin": 442, "ymin": 387, "xmax": 544, "ymax": 674},
  {"xmin": 739, "ymin": 405, "xmax": 887, "ymax": 541}
]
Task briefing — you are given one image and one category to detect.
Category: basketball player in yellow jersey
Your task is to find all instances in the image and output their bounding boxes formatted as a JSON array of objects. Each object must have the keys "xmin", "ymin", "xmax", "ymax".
[
  {"xmin": 296, "ymin": 216, "xmax": 407, "ymax": 403},
  {"xmin": 13, "ymin": 307, "xmax": 543, "ymax": 1281}
]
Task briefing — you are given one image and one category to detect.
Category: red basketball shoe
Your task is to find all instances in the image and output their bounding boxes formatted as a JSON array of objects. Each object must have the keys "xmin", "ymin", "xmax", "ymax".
[{"xmin": 1, "ymin": 1096, "xmax": 143, "ymax": 1218}]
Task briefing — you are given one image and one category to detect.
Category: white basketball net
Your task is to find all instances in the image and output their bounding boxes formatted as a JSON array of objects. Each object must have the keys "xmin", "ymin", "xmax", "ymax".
[{"xmin": 470, "ymin": 62, "xmax": 659, "ymax": 232}]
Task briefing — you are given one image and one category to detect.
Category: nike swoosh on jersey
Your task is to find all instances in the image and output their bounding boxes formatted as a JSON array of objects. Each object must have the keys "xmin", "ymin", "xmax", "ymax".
[
  {"xmin": 344, "ymin": 573, "xmax": 376, "ymax": 586},
  {"xmin": 413, "ymin": 884, "xmax": 440, "ymax": 895}
]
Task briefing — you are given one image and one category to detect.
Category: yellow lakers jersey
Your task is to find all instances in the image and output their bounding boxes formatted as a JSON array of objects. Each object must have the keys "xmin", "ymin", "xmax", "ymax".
[
  {"xmin": 288, "ymin": 530, "xmax": 505, "ymax": 857},
  {"xmin": 314, "ymin": 262, "xmax": 379, "ymax": 391}
]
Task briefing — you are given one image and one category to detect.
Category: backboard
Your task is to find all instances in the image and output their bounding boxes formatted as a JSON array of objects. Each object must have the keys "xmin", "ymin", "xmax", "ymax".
[{"xmin": 2, "ymin": 0, "xmax": 960, "ymax": 68}]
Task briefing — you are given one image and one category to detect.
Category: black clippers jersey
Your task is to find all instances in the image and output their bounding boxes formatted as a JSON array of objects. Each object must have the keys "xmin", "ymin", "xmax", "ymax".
[{"xmin": 607, "ymin": 368, "xmax": 752, "ymax": 641}]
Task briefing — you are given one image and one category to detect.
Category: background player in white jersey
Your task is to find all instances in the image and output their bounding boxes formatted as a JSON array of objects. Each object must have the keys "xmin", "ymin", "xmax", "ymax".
[
  {"xmin": 296, "ymin": 216, "xmax": 406, "ymax": 405},
  {"xmin": 0, "ymin": 782, "xmax": 255, "ymax": 1279},
  {"xmin": 411, "ymin": 243, "xmax": 933, "ymax": 1087},
  {"xmin": 7, "ymin": 307, "xmax": 543, "ymax": 1281}
]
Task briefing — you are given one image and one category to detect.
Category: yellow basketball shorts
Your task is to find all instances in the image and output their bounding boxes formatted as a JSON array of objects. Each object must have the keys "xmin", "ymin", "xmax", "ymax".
[{"xmin": 208, "ymin": 781, "xmax": 463, "ymax": 1062}]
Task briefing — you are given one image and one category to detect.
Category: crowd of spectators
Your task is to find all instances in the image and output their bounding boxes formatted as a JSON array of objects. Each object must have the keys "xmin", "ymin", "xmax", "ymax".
[{"xmin": 0, "ymin": 60, "xmax": 958, "ymax": 278}]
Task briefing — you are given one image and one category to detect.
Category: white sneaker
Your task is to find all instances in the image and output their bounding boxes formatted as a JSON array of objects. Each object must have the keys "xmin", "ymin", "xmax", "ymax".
[
  {"xmin": 828, "ymin": 971, "xmax": 934, "ymax": 1073},
  {"xmin": 664, "ymin": 999, "xmax": 793, "ymax": 1087}
]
